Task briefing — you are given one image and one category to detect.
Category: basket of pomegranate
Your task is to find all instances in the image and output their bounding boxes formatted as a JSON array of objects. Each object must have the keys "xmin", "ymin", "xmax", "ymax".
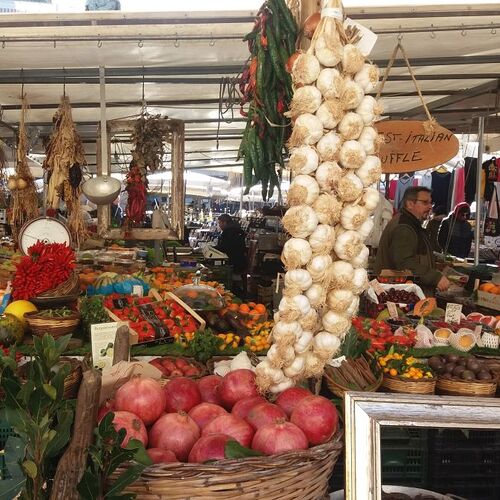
[{"xmin": 100, "ymin": 368, "xmax": 342, "ymax": 499}]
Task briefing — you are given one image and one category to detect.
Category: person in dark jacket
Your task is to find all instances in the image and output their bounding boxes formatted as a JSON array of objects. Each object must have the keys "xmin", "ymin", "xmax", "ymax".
[
  {"xmin": 374, "ymin": 187, "xmax": 450, "ymax": 293},
  {"xmin": 438, "ymin": 202, "xmax": 473, "ymax": 259},
  {"xmin": 425, "ymin": 204, "xmax": 447, "ymax": 252},
  {"xmin": 216, "ymin": 214, "xmax": 247, "ymax": 273}
]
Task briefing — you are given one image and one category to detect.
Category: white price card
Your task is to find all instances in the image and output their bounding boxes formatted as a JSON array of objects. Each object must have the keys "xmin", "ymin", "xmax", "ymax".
[
  {"xmin": 474, "ymin": 324, "xmax": 483, "ymax": 339},
  {"xmin": 370, "ymin": 279, "xmax": 385, "ymax": 295},
  {"xmin": 91, "ymin": 322, "xmax": 126, "ymax": 370},
  {"xmin": 387, "ymin": 302, "xmax": 399, "ymax": 319},
  {"xmin": 132, "ymin": 285, "xmax": 144, "ymax": 297},
  {"xmin": 445, "ymin": 303, "xmax": 463, "ymax": 324},
  {"xmin": 344, "ymin": 18, "xmax": 378, "ymax": 57}
]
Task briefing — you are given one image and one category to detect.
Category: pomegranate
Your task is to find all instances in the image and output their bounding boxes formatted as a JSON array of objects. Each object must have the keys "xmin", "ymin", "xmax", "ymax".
[
  {"xmin": 112, "ymin": 411, "xmax": 148, "ymax": 448},
  {"xmin": 291, "ymin": 395, "xmax": 338, "ymax": 446},
  {"xmin": 203, "ymin": 414, "xmax": 254, "ymax": 448},
  {"xmin": 275, "ymin": 387, "xmax": 312, "ymax": 417},
  {"xmin": 97, "ymin": 398, "xmax": 116, "ymax": 422},
  {"xmin": 114, "ymin": 376, "xmax": 166, "ymax": 425},
  {"xmin": 149, "ymin": 412, "xmax": 200, "ymax": 462},
  {"xmin": 188, "ymin": 403, "xmax": 227, "ymax": 429},
  {"xmin": 146, "ymin": 448, "xmax": 178, "ymax": 464},
  {"xmin": 198, "ymin": 375, "xmax": 223, "ymax": 404},
  {"xmin": 219, "ymin": 369, "xmax": 258, "ymax": 409},
  {"xmin": 246, "ymin": 402, "xmax": 287, "ymax": 430},
  {"xmin": 164, "ymin": 377, "xmax": 201, "ymax": 413},
  {"xmin": 231, "ymin": 396, "xmax": 266, "ymax": 420},
  {"xmin": 188, "ymin": 433, "xmax": 232, "ymax": 463},
  {"xmin": 252, "ymin": 420, "xmax": 308, "ymax": 455}
]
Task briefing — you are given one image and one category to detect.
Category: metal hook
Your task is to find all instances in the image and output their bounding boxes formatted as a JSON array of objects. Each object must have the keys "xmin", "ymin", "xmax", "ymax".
[
  {"xmin": 174, "ymin": 33, "xmax": 180, "ymax": 48},
  {"xmin": 491, "ymin": 23, "xmax": 497, "ymax": 35},
  {"xmin": 97, "ymin": 39, "xmax": 102, "ymax": 48},
  {"xmin": 397, "ymin": 29, "xmax": 403, "ymax": 42},
  {"xmin": 461, "ymin": 25, "xmax": 467, "ymax": 36},
  {"xmin": 1, "ymin": 39, "xmax": 5, "ymax": 49},
  {"xmin": 138, "ymin": 39, "xmax": 144, "ymax": 48},
  {"xmin": 53, "ymin": 39, "xmax": 57, "ymax": 48},
  {"xmin": 209, "ymin": 33, "xmax": 215, "ymax": 47},
  {"xmin": 430, "ymin": 24, "xmax": 436, "ymax": 39}
]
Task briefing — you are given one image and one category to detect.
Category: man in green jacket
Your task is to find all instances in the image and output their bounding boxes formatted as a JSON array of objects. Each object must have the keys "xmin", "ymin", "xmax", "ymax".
[{"xmin": 374, "ymin": 186, "xmax": 450, "ymax": 293}]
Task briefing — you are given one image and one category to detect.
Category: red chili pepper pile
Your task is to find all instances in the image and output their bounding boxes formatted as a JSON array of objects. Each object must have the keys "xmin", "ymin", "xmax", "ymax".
[
  {"xmin": 12, "ymin": 241, "xmax": 75, "ymax": 300},
  {"xmin": 103, "ymin": 294, "xmax": 198, "ymax": 343},
  {"xmin": 125, "ymin": 163, "xmax": 147, "ymax": 224},
  {"xmin": 351, "ymin": 317, "xmax": 416, "ymax": 352}
]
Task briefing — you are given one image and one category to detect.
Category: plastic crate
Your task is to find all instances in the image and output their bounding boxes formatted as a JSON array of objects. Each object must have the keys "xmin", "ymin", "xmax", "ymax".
[
  {"xmin": 431, "ymin": 429, "xmax": 500, "ymax": 451},
  {"xmin": 0, "ymin": 420, "xmax": 15, "ymax": 481}
]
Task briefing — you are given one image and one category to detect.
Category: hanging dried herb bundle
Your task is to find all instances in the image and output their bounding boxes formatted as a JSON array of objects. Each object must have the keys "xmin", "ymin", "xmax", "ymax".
[
  {"xmin": 131, "ymin": 114, "xmax": 168, "ymax": 172},
  {"xmin": 43, "ymin": 95, "xmax": 87, "ymax": 246},
  {"xmin": 9, "ymin": 95, "xmax": 39, "ymax": 242},
  {"xmin": 0, "ymin": 141, "xmax": 8, "ymax": 208}
]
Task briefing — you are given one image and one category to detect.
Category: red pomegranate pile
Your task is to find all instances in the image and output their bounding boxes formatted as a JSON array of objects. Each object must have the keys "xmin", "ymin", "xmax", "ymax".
[{"xmin": 99, "ymin": 368, "xmax": 338, "ymax": 464}]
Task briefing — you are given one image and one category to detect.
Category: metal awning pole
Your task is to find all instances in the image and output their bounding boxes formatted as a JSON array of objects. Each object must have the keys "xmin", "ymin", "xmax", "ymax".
[{"xmin": 474, "ymin": 116, "xmax": 485, "ymax": 266}]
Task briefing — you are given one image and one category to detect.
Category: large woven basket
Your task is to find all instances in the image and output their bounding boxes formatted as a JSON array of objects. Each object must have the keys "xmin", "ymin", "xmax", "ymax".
[
  {"xmin": 25, "ymin": 310, "xmax": 80, "ymax": 339},
  {"xmin": 119, "ymin": 432, "xmax": 343, "ymax": 500},
  {"xmin": 32, "ymin": 272, "xmax": 80, "ymax": 306},
  {"xmin": 381, "ymin": 375, "xmax": 436, "ymax": 395},
  {"xmin": 436, "ymin": 377, "xmax": 497, "ymax": 397}
]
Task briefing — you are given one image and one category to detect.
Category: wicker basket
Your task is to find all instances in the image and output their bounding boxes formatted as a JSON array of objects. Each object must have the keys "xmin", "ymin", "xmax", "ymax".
[
  {"xmin": 61, "ymin": 357, "xmax": 84, "ymax": 399},
  {"xmin": 31, "ymin": 272, "xmax": 80, "ymax": 306},
  {"xmin": 381, "ymin": 375, "xmax": 436, "ymax": 395},
  {"xmin": 118, "ymin": 431, "xmax": 343, "ymax": 500},
  {"xmin": 153, "ymin": 357, "xmax": 208, "ymax": 382},
  {"xmin": 323, "ymin": 355, "xmax": 383, "ymax": 398},
  {"xmin": 436, "ymin": 377, "xmax": 497, "ymax": 397},
  {"xmin": 24, "ymin": 310, "xmax": 80, "ymax": 339}
]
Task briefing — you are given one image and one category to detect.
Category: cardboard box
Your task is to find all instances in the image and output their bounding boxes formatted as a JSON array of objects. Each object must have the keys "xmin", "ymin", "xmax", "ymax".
[{"xmin": 476, "ymin": 290, "xmax": 500, "ymax": 312}]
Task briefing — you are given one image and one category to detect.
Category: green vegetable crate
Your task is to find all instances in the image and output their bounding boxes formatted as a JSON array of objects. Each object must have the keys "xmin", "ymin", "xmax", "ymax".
[{"xmin": 0, "ymin": 419, "xmax": 15, "ymax": 480}]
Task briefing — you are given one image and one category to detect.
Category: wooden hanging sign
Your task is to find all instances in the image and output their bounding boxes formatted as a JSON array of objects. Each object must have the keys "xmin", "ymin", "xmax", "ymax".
[{"xmin": 375, "ymin": 120, "xmax": 459, "ymax": 174}]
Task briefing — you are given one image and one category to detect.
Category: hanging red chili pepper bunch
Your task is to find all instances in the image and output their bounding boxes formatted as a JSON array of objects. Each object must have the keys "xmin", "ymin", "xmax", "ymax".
[
  {"xmin": 237, "ymin": 0, "xmax": 298, "ymax": 200},
  {"xmin": 12, "ymin": 241, "xmax": 75, "ymax": 300},
  {"xmin": 125, "ymin": 161, "xmax": 147, "ymax": 225}
]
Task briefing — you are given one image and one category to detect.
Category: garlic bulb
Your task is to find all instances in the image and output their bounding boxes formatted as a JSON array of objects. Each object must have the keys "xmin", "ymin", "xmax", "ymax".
[
  {"xmin": 342, "ymin": 44, "xmax": 365, "ymax": 74},
  {"xmin": 339, "ymin": 140, "xmax": 367, "ymax": 169},
  {"xmin": 282, "ymin": 237, "xmax": 312, "ymax": 269},
  {"xmin": 292, "ymin": 53, "xmax": 321, "ymax": 85},
  {"xmin": 345, "ymin": 295, "xmax": 360, "ymax": 317},
  {"xmin": 351, "ymin": 267, "xmax": 368, "ymax": 294},
  {"xmin": 351, "ymin": 244, "xmax": 370, "ymax": 268},
  {"xmin": 288, "ymin": 113, "xmax": 324, "ymax": 148},
  {"xmin": 355, "ymin": 63, "xmax": 380, "ymax": 93},
  {"xmin": 327, "ymin": 289, "xmax": 355, "ymax": 313},
  {"xmin": 316, "ymin": 34, "xmax": 342, "ymax": 67},
  {"xmin": 299, "ymin": 308, "xmax": 319, "ymax": 332},
  {"xmin": 316, "ymin": 131, "xmax": 342, "ymax": 162},
  {"xmin": 294, "ymin": 330, "xmax": 313, "ymax": 354},
  {"xmin": 313, "ymin": 331, "xmax": 341, "ymax": 360},
  {"xmin": 316, "ymin": 99, "xmax": 344, "ymax": 129},
  {"xmin": 315, "ymin": 161, "xmax": 343, "ymax": 192},
  {"xmin": 322, "ymin": 311, "xmax": 350, "ymax": 337},
  {"xmin": 312, "ymin": 194, "xmax": 342, "ymax": 225},
  {"xmin": 308, "ymin": 224, "xmax": 335, "ymax": 254},
  {"xmin": 316, "ymin": 68, "xmax": 344, "ymax": 100},
  {"xmin": 336, "ymin": 171, "xmax": 364, "ymax": 202},
  {"xmin": 282, "ymin": 205, "xmax": 318, "ymax": 238},
  {"xmin": 338, "ymin": 112, "xmax": 364, "ymax": 140},
  {"xmin": 279, "ymin": 294, "xmax": 311, "ymax": 322},
  {"xmin": 307, "ymin": 254, "xmax": 333, "ymax": 284},
  {"xmin": 334, "ymin": 229, "xmax": 363, "ymax": 260},
  {"xmin": 287, "ymin": 175, "xmax": 320, "ymax": 206},
  {"xmin": 283, "ymin": 354, "xmax": 307, "ymax": 379},
  {"xmin": 255, "ymin": 360, "xmax": 286, "ymax": 388},
  {"xmin": 267, "ymin": 343, "xmax": 295, "ymax": 368},
  {"xmin": 356, "ymin": 96, "xmax": 382, "ymax": 125},
  {"xmin": 360, "ymin": 187, "xmax": 380, "ymax": 213},
  {"xmin": 272, "ymin": 320, "xmax": 303, "ymax": 346},
  {"xmin": 358, "ymin": 126, "xmax": 379, "ymax": 155},
  {"xmin": 358, "ymin": 218, "xmax": 374, "ymax": 239},
  {"xmin": 304, "ymin": 351, "xmax": 325, "ymax": 378},
  {"xmin": 340, "ymin": 204, "xmax": 368, "ymax": 231},
  {"xmin": 305, "ymin": 283, "xmax": 327, "ymax": 308},
  {"xmin": 289, "ymin": 145, "xmax": 319, "ymax": 175},
  {"xmin": 329, "ymin": 260, "xmax": 355, "ymax": 289},
  {"xmin": 269, "ymin": 378, "xmax": 295, "ymax": 394},
  {"xmin": 356, "ymin": 155, "xmax": 382, "ymax": 187},
  {"xmin": 284, "ymin": 269, "xmax": 313, "ymax": 293},
  {"xmin": 286, "ymin": 85, "xmax": 323, "ymax": 117},
  {"xmin": 340, "ymin": 80, "xmax": 364, "ymax": 110}
]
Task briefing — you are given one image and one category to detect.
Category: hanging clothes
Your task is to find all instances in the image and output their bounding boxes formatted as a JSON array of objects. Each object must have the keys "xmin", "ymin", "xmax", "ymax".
[
  {"xmin": 366, "ymin": 193, "xmax": 393, "ymax": 248},
  {"xmin": 393, "ymin": 174, "xmax": 415, "ymax": 210},
  {"xmin": 483, "ymin": 158, "xmax": 499, "ymax": 202},
  {"xmin": 463, "ymin": 157, "xmax": 477, "ymax": 205},
  {"xmin": 388, "ymin": 179, "xmax": 397, "ymax": 200},
  {"xmin": 431, "ymin": 170, "xmax": 452, "ymax": 208},
  {"xmin": 448, "ymin": 166, "xmax": 465, "ymax": 209},
  {"xmin": 419, "ymin": 171, "xmax": 433, "ymax": 189}
]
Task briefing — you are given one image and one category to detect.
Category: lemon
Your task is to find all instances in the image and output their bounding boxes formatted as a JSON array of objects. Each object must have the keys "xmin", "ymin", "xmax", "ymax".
[{"xmin": 4, "ymin": 300, "xmax": 37, "ymax": 327}]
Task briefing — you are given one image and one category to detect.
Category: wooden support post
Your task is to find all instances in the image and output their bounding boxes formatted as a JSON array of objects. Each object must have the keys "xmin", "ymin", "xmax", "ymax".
[{"xmin": 97, "ymin": 66, "xmax": 110, "ymax": 237}]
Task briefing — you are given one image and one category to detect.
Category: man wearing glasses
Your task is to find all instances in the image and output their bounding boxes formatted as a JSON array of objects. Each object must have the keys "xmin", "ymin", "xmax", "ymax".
[{"xmin": 374, "ymin": 186, "xmax": 450, "ymax": 294}]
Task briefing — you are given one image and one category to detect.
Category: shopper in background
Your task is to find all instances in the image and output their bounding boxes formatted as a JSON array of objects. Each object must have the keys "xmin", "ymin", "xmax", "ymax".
[
  {"xmin": 374, "ymin": 187, "xmax": 450, "ymax": 294},
  {"xmin": 425, "ymin": 204, "xmax": 447, "ymax": 252},
  {"xmin": 438, "ymin": 202, "xmax": 473, "ymax": 259}
]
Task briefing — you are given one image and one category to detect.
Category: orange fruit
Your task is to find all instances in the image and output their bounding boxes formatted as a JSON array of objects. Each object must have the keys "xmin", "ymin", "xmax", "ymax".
[
  {"xmin": 239, "ymin": 304, "xmax": 250, "ymax": 314},
  {"xmin": 481, "ymin": 282, "xmax": 496, "ymax": 292},
  {"xmin": 248, "ymin": 302, "xmax": 256, "ymax": 308},
  {"xmin": 254, "ymin": 304, "xmax": 266, "ymax": 314},
  {"xmin": 228, "ymin": 303, "xmax": 239, "ymax": 311}
]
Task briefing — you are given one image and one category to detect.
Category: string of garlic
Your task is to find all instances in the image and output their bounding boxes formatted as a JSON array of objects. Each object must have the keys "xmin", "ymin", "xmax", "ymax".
[{"xmin": 255, "ymin": 0, "xmax": 381, "ymax": 393}]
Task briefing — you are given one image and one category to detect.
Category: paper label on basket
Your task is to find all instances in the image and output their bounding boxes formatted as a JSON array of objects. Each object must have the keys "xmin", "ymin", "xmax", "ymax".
[
  {"xmin": 370, "ymin": 279, "xmax": 384, "ymax": 295},
  {"xmin": 445, "ymin": 303, "xmax": 462, "ymax": 324},
  {"xmin": 91, "ymin": 322, "xmax": 126, "ymax": 371},
  {"xmin": 132, "ymin": 285, "xmax": 143, "ymax": 297},
  {"xmin": 474, "ymin": 324, "xmax": 483, "ymax": 338},
  {"xmin": 387, "ymin": 302, "xmax": 399, "ymax": 319},
  {"xmin": 344, "ymin": 18, "xmax": 378, "ymax": 56}
]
